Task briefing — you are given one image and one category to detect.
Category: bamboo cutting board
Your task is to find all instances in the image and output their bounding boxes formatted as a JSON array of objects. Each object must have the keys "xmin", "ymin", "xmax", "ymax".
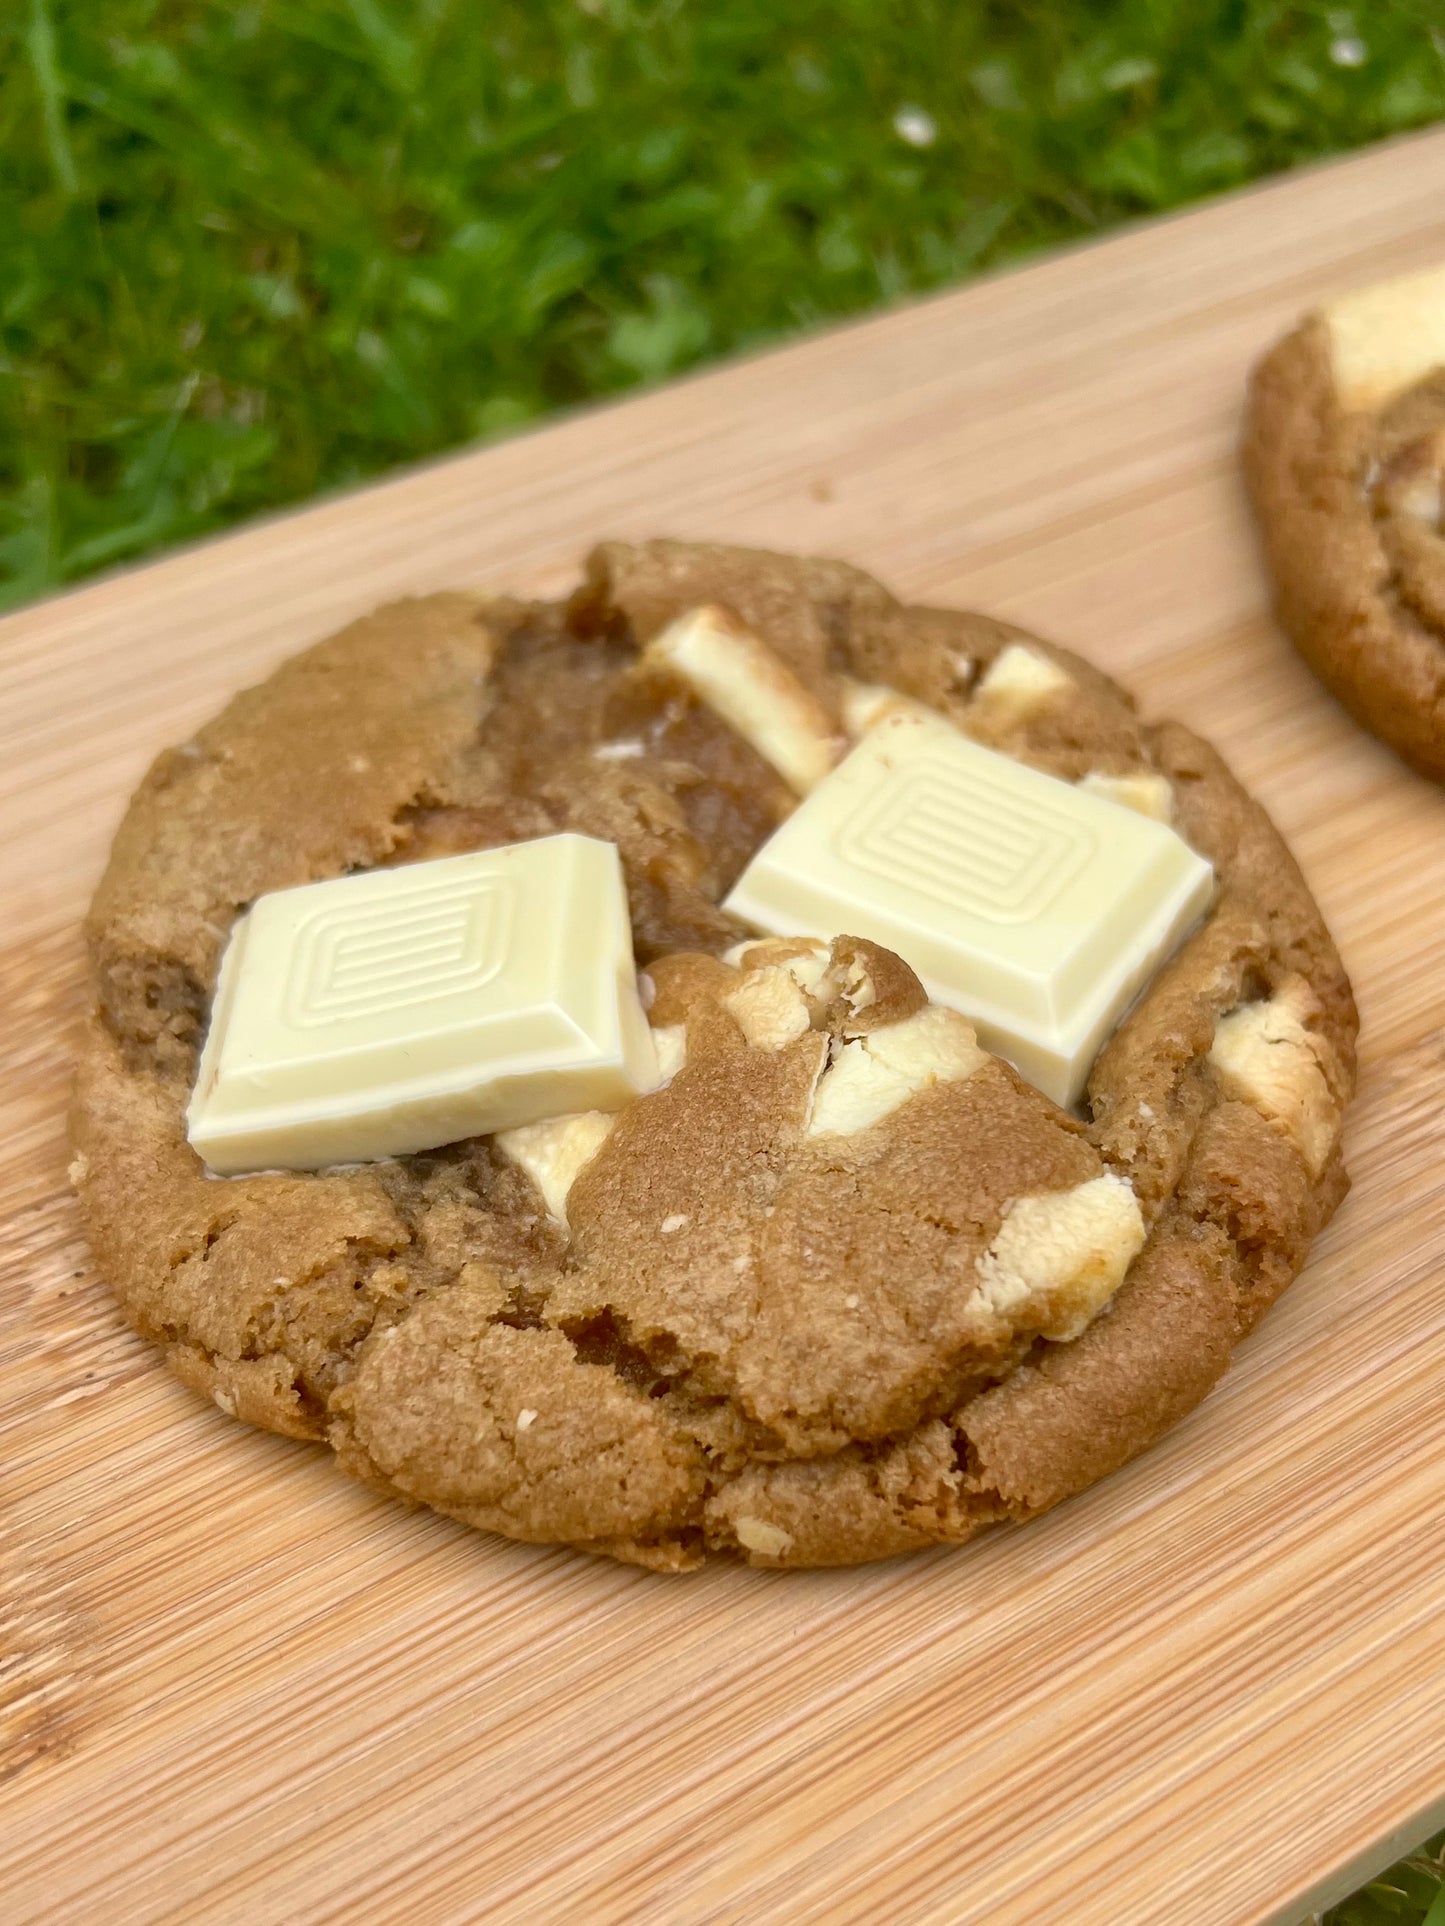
[{"xmin": 5, "ymin": 129, "xmax": 1445, "ymax": 1926}]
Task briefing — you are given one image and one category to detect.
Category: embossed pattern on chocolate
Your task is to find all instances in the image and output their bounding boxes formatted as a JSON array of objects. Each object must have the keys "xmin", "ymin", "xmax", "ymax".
[
  {"xmin": 187, "ymin": 837, "xmax": 659, "ymax": 1173},
  {"xmin": 725, "ymin": 712, "xmax": 1214, "ymax": 1104}
]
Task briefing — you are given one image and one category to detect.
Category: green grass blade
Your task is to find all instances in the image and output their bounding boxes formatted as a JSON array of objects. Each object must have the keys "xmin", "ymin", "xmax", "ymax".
[{"xmin": 25, "ymin": 0, "xmax": 78, "ymax": 197}]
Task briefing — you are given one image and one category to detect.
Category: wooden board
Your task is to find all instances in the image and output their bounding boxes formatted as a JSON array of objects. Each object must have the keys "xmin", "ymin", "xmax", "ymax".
[{"xmin": 4, "ymin": 128, "xmax": 1445, "ymax": 1926}]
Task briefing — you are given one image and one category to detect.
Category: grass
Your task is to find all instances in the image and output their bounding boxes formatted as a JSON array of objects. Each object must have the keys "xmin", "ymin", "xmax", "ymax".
[
  {"xmin": 3, "ymin": 1, "xmax": 1445, "ymax": 611},
  {"xmin": 1318, "ymin": 1834, "xmax": 1445, "ymax": 1926},
  {"xmin": 5, "ymin": 6, "xmax": 1445, "ymax": 1918}
]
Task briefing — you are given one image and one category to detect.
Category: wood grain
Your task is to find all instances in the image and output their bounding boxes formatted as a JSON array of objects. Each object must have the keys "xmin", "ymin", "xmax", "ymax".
[{"xmin": 4, "ymin": 129, "xmax": 1445, "ymax": 1926}]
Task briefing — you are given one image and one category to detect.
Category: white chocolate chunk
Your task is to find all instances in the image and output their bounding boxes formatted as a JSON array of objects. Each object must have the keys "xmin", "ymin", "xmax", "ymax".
[
  {"xmin": 839, "ymin": 677, "xmax": 936, "ymax": 737},
  {"xmin": 495, "ymin": 1110, "xmax": 618, "ymax": 1225},
  {"xmin": 839, "ymin": 951, "xmax": 877, "ymax": 1018},
  {"xmin": 725, "ymin": 712, "xmax": 1215, "ymax": 1107},
  {"xmin": 1208, "ymin": 979, "xmax": 1340, "ymax": 1178},
  {"xmin": 187, "ymin": 837, "xmax": 659, "ymax": 1174},
  {"xmin": 734, "ymin": 1516, "xmax": 794, "ymax": 1558},
  {"xmin": 1390, "ymin": 466, "xmax": 1443, "ymax": 527},
  {"xmin": 722, "ymin": 936, "xmax": 829, "ymax": 976},
  {"xmin": 841, "ymin": 678, "xmax": 900, "ymax": 735},
  {"xmin": 807, "ymin": 1005, "xmax": 986, "ymax": 1138},
  {"xmin": 968, "ymin": 642, "xmax": 1073, "ymax": 733},
  {"xmin": 806, "ymin": 1041, "xmax": 910, "ymax": 1139},
  {"xmin": 651, "ymin": 1023, "xmax": 688, "ymax": 1083},
  {"xmin": 773, "ymin": 945, "xmax": 832, "ymax": 997},
  {"xmin": 644, "ymin": 605, "xmax": 843, "ymax": 794},
  {"xmin": 971, "ymin": 1173, "xmax": 1146, "ymax": 1342},
  {"xmin": 725, "ymin": 966, "xmax": 814, "ymax": 1050},
  {"xmin": 861, "ymin": 1004, "xmax": 988, "ymax": 1084},
  {"xmin": 1324, "ymin": 264, "xmax": 1445, "ymax": 413},
  {"xmin": 1077, "ymin": 770, "xmax": 1174, "ymax": 823},
  {"xmin": 722, "ymin": 938, "xmax": 913, "ymax": 1056},
  {"xmin": 723, "ymin": 943, "xmax": 834, "ymax": 1051}
]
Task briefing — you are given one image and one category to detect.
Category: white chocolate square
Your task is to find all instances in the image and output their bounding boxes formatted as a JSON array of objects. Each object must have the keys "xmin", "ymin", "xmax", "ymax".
[
  {"xmin": 188, "ymin": 836, "xmax": 659, "ymax": 1174},
  {"xmin": 723, "ymin": 712, "xmax": 1213, "ymax": 1106}
]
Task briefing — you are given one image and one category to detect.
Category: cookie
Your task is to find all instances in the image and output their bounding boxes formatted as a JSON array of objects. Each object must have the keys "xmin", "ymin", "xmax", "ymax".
[
  {"xmin": 1245, "ymin": 264, "xmax": 1445, "ymax": 781},
  {"xmin": 71, "ymin": 541, "xmax": 1357, "ymax": 1569}
]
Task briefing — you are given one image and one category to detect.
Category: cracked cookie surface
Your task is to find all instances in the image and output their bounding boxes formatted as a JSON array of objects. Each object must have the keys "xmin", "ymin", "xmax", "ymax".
[{"xmin": 71, "ymin": 540, "xmax": 1357, "ymax": 1568}]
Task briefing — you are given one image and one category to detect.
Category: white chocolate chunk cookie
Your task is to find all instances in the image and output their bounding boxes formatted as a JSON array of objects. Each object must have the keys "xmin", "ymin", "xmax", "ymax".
[
  {"xmin": 1246, "ymin": 271, "xmax": 1445, "ymax": 782},
  {"xmin": 73, "ymin": 537, "xmax": 1355, "ymax": 1574}
]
